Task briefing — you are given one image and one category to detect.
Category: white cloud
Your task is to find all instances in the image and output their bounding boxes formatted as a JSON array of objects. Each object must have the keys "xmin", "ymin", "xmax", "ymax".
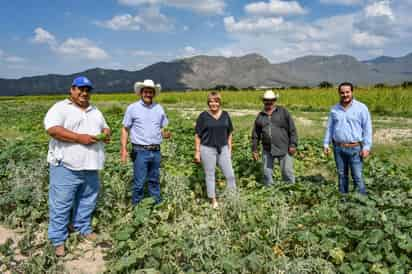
[
  {"xmin": 56, "ymin": 38, "xmax": 109, "ymax": 60},
  {"xmin": 32, "ymin": 28, "xmax": 109, "ymax": 60},
  {"xmin": 96, "ymin": 7, "xmax": 173, "ymax": 32},
  {"xmin": 365, "ymin": 0, "xmax": 394, "ymax": 20},
  {"xmin": 0, "ymin": 49, "xmax": 26, "ymax": 64},
  {"xmin": 33, "ymin": 27, "xmax": 57, "ymax": 46},
  {"xmin": 352, "ymin": 32, "xmax": 387, "ymax": 48},
  {"xmin": 118, "ymin": 0, "xmax": 225, "ymax": 15},
  {"xmin": 320, "ymin": 0, "xmax": 363, "ymax": 5},
  {"xmin": 245, "ymin": 0, "xmax": 307, "ymax": 16},
  {"xmin": 131, "ymin": 50, "xmax": 153, "ymax": 56},
  {"xmin": 183, "ymin": 25, "xmax": 189, "ymax": 31},
  {"xmin": 224, "ymin": 16, "xmax": 285, "ymax": 33},
  {"xmin": 184, "ymin": 46, "xmax": 196, "ymax": 54}
]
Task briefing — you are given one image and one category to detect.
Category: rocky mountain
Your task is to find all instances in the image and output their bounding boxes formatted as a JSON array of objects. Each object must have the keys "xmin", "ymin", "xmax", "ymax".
[{"xmin": 1, "ymin": 52, "xmax": 411, "ymax": 96}]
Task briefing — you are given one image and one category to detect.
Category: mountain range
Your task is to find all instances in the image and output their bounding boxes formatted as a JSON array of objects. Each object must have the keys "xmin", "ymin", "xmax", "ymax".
[{"xmin": 1, "ymin": 52, "xmax": 412, "ymax": 96}]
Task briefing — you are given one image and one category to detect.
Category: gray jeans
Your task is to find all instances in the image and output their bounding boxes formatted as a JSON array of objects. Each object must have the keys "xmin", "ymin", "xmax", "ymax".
[
  {"xmin": 200, "ymin": 145, "xmax": 236, "ymax": 198},
  {"xmin": 262, "ymin": 150, "xmax": 295, "ymax": 185}
]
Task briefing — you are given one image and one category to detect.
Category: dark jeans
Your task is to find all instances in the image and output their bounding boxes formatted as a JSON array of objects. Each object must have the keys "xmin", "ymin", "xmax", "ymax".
[
  {"xmin": 333, "ymin": 145, "xmax": 366, "ymax": 194},
  {"xmin": 131, "ymin": 147, "xmax": 161, "ymax": 205}
]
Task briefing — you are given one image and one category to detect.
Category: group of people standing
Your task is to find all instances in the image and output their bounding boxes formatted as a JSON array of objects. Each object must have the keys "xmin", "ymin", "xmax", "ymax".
[{"xmin": 44, "ymin": 76, "xmax": 372, "ymax": 256}]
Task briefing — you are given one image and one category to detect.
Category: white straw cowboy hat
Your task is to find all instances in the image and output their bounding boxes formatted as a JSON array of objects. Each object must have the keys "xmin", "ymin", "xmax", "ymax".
[
  {"xmin": 134, "ymin": 79, "xmax": 162, "ymax": 95},
  {"xmin": 263, "ymin": 90, "xmax": 279, "ymax": 100}
]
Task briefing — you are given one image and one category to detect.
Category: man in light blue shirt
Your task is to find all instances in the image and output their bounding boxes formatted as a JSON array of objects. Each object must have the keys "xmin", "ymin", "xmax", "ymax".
[
  {"xmin": 323, "ymin": 82, "xmax": 372, "ymax": 194},
  {"xmin": 120, "ymin": 79, "xmax": 170, "ymax": 205}
]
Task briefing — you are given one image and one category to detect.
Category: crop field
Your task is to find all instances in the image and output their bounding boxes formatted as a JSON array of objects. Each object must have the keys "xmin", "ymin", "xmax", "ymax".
[{"xmin": 0, "ymin": 88, "xmax": 412, "ymax": 273}]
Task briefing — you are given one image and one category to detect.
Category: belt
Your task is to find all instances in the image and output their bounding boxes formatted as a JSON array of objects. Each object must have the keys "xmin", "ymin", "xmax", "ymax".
[
  {"xmin": 333, "ymin": 141, "xmax": 361, "ymax": 148},
  {"xmin": 132, "ymin": 144, "xmax": 161, "ymax": 151}
]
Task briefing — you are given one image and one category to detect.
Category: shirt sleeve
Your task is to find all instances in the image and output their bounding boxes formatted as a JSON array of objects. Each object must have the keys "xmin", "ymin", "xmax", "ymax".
[
  {"xmin": 323, "ymin": 110, "xmax": 334, "ymax": 148},
  {"xmin": 361, "ymin": 106, "xmax": 372, "ymax": 151},
  {"xmin": 44, "ymin": 103, "xmax": 65, "ymax": 130},
  {"xmin": 285, "ymin": 109, "xmax": 297, "ymax": 147},
  {"xmin": 251, "ymin": 115, "xmax": 261, "ymax": 152},
  {"xmin": 160, "ymin": 107, "xmax": 169, "ymax": 128},
  {"xmin": 122, "ymin": 105, "xmax": 133, "ymax": 129},
  {"xmin": 195, "ymin": 113, "xmax": 204, "ymax": 136},
  {"xmin": 227, "ymin": 112, "xmax": 234, "ymax": 134}
]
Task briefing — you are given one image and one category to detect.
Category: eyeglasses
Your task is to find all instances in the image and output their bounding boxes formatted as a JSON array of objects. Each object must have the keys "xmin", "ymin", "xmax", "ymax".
[{"xmin": 263, "ymin": 99, "xmax": 276, "ymax": 102}]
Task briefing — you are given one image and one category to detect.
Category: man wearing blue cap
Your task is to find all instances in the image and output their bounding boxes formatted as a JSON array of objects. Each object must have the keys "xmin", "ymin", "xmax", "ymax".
[{"xmin": 44, "ymin": 76, "xmax": 111, "ymax": 256}]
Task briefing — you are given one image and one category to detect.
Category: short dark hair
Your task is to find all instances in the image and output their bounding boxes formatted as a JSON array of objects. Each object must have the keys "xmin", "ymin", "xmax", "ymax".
[{"xmin": 338, "ymin": 82, "xmax": 354, "ymax": 92}]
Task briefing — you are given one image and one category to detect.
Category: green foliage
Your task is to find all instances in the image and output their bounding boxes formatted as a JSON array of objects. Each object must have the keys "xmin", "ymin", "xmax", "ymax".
[{"xmin": 0, "ymin": 97, "xmax": 411, "ymax": 273}]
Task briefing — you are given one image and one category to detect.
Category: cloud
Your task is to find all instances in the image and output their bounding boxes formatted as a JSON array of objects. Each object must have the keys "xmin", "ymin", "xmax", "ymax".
[
  {"xmin": 224, "ymin": 16, "xmax": 285, "ymax": 33},
  {"xmin": 245, "ymin": 0, "xmax": 307, "ymax": 16},
  {"xmin": 33, "ymin": 27, "xmax": 57, "ymax": 46},
  {"xmin": 56, "ymin": 38, "xmax": 109, "ymax": 60},
  {"xmin": 32, "ymin": 28, "xmax": 109, "ymax": 60},
  {"xmin": 319, "ymin": 0, "xmax": 363, "ymax": 5},
  {"xmin": 96, "ymin": 7, "xmax": 173, "ymax": 32},
  {"xmin": 352, "ymin": 32, "xmax": 387, "ymax": 48},
  {"xmin": 365, "ymin": 0, "xmax": 394, "ymax": 19},
  {"xmin": 130, "ymin": 50, "xmax": 153, "ymax": 56},
  {"xmin": 118, "ymin": 0, "xmax": 225, "ymax": 15},
  {"xmin": 0, "ymin": 49, "xmax": 26, "ymax": 64}
]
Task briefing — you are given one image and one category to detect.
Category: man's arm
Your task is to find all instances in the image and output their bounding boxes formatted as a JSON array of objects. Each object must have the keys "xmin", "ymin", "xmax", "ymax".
[
  {"xmin": 286, "ymin": 110, "xmax": 297, "ymax": 154},
  {"xmin": 120, "ymin": 127, "xmax": 129, "ymax": 163},
  {"xmin": 47, "ymin": 126, "xmax": 97, "ymax": 145},
  {"xmin": 361, "ymin": 107, "xmax": 372, "ymax": 158},
  {"xmin": 251, "ymin": 117, "xmax": 261, "ymax": 160},
  {"xmin": 323, "ymin": 111, "xmax": 334, "ymax": 155}
]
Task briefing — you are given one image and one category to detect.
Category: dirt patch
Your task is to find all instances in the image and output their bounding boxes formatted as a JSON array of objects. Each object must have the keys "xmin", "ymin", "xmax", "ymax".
[
  {"xmin": 374, "ymin": 128, "xmax": 412, "ymax": 144},
  {"xmin": 0, "ymin": 226, "xmax": 22, "ymax": 246},
  {"xmin": 64, "ymin": 241, "xmax": 106, "ymax": 274}
]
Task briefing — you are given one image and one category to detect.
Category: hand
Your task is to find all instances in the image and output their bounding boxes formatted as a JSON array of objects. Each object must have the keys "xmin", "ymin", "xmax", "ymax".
[
  {"xmin": 194, "ymin": 151, "xmax": 201, "ymax": 164},
  {"xmin": 252, "ymin": 151, "xmax": 259, "ymax": 161},
  {"xmin": 324, "ymin": 147, "xmax": 331, "ymax": 155},
  {"xmin": 162, "ymin": 130, "xmax": 172, "ymax": 139},
  {"xmin": 288, "ymin": 147, "xmax": 296, "ymax": 155},
  {"xmin": 120, "ymin": 149, "xmax": 128, "ymax": 164},
  {"xmin": 76, "ymin": 134, "xmax": 97, "ymax": 145},
  {"xmin": 360, "ymin": 149, "xmax": 370, "ymax": 158},
  {"xmin": 102, "ymin": 128, "xmax": 111, "ymax": 144}
]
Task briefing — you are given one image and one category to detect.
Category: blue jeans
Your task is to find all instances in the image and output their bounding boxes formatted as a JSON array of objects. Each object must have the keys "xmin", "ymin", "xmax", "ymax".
[
  {"xmin": 131, "ymin": 147, "xmax": 161, "ymax": 205},
  {"xmin": 333, "ymin": 145, "xmax": 366, "ymax": 194},
  {"xmin": 48, "ymin": 163, "xmax": 100, "ymax": 246},
  {"xmin": 262, "ymin": 150, "xmax": 295, "ymax": 185}
]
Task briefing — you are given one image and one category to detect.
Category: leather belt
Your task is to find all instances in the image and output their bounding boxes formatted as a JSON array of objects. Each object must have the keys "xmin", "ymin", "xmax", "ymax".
[
  {"xmin": 333, "ymin": 141, "xmax": 361, "ymax": 148},
  {"xmin": 132, "ymin": 144, "xmax": 160, "ymax": 151}
]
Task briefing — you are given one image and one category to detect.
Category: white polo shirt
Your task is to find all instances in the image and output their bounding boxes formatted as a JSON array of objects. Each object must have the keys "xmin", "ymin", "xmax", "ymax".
[{"xmin": 44, "ymin": 99, "xmax": 109, "ymax": 171}]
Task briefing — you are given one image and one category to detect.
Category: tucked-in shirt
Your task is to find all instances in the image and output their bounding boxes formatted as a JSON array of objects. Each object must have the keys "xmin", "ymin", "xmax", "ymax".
[
  {"xmin": 44, "ymin": 99, "xmax": 109, "ymax": 171},
  {"xmin": 195, "ymin": 111, "xmax": 233, "ymax": 153},
  {"xmin": 122, "ymin": 100, "xmax": 168, "ymax": 145},
  {"xmin": 252, "ymin": 106, "xmax": 298, "ymax": 157},
  {"xmin": 323, "ymin": 99, "xmax": 372, "ymax": 150}
]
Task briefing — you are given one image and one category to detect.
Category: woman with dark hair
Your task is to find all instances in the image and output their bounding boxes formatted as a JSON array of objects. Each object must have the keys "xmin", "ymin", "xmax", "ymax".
[{"xmin": 194, "ymin": 92, "xmax": 236, "ymax": 208}]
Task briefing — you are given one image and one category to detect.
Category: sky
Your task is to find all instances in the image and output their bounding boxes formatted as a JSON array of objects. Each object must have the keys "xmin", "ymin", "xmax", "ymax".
[{"xmin": 1, "ymin": 0, "xmax": 411, "ymax": 79}]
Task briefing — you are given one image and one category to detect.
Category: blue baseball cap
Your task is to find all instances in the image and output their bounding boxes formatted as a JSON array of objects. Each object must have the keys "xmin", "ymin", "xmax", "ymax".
[{"xmin": 72, "ymin": 76, "xmax": 93, "ymax": 90}]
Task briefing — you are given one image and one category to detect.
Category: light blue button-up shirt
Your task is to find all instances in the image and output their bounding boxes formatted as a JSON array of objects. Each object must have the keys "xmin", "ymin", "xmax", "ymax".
[
  {"xmin": 122, "ymin": 100, "xmax": 168, "ymax": 145},
  {"xmin": 323, "ymin": 99, "xmax": 372, "ymax": 151}
]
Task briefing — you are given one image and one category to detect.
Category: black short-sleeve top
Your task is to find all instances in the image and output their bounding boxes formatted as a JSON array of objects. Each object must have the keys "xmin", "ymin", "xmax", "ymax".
[{"xmin": 195, "ymin": 111, "xmax": 233, "ymax": 153}]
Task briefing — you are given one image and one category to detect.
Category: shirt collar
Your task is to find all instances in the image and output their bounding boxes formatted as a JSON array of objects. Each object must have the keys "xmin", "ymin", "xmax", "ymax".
[{"xmin": 65, "ymin": 99, "xmax": 94, "ymax": 112}]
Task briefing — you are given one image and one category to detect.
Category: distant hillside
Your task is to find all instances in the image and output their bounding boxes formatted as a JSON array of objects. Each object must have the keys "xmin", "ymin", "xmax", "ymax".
[{"xmin": 1, "ymin": 52, "xmax": 412, "ymax": 96}]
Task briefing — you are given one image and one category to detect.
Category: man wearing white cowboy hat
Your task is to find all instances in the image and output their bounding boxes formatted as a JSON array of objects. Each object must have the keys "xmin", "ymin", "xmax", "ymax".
[
  {"xmin": 120, "ymin": 79, "xmax": 171, "ymax": 205},
  {"xmin": 252, "ymin": 90, "xmax": 298, "ymax": 185}
]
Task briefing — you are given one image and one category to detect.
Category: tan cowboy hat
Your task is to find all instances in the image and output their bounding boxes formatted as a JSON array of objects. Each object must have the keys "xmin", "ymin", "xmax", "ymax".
[
  {"xmin": 263, "ymin": 89, "xmax": 279, "ymax": 100},
  {"xmin": 134, "ymin": 79, "xmax": 161, "ymax": 95}
]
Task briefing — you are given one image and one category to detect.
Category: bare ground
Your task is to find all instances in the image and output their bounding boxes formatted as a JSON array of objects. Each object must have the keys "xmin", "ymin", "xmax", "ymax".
[{"xmin": 0, "ymin": 225, "xmax": 106, "ymax": 274}]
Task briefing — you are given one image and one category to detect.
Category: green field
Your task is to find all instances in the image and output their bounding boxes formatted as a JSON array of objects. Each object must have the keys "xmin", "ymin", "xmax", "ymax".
[{"xmin": 0, "ymin": 89, "xmax": 411, "ymax": 273}]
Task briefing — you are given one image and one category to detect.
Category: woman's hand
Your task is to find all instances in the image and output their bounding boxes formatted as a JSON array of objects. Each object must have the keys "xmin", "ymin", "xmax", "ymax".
[{"xmin": 194, "ymin": 151, "xmax": 201, "ymax": 164}]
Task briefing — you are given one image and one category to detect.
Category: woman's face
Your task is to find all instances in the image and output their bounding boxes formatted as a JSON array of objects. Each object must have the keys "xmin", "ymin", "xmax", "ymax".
[{"xmin": 208, "ymin": 98, "xmax": 220, "ymax": 112}]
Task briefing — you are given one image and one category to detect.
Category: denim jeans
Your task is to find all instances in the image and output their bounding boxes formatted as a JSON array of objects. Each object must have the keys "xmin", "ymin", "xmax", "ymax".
[
  {"xmin": 333, "ymin": 145, "xmax": 366, "ymax": 194},
  {"xmin": 48, "ymin": 163, "xmax": 100, "ymax": 246},
  {"xmin": 262, "ymin": 150, "xmax": 295, "ymax": 185},
  {"xmin": 131, "ymin": 147, "xmax": 161, "ymax": 205}
]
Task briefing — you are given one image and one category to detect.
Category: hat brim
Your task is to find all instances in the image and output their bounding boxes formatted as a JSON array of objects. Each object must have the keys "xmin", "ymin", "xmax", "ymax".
[{"xmin": 134, "ymin": 82, "xmax": 161, "ymax": 95}]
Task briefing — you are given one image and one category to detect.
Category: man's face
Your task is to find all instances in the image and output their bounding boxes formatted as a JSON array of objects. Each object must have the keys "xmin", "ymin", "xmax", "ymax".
[
  {"xmin": 70, "ymin": 86, "xmax": 91, "ymax": 108},
  {"xmin": 263, "ymin": 99, "xmax": 276, "ymax": 109},
  {"xmin": 141, "ymin": 87, "xmax": 155, "ymax": 104},
  {"xmin": 339, "ymin": 85, "xmax": 353, "ymax": 105}
]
